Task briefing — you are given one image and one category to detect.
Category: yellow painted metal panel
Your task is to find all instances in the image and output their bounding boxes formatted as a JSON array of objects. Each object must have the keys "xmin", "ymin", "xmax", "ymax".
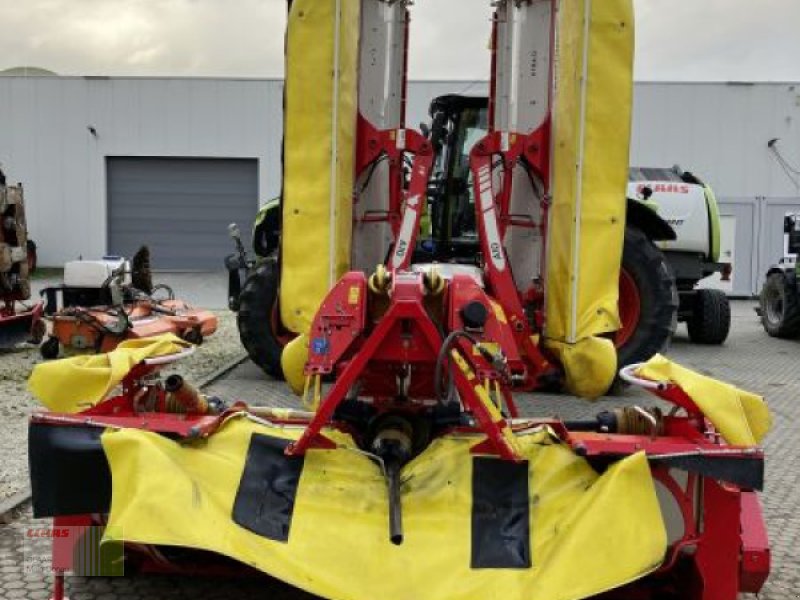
[
  {"xmin": 545, "ymin": 0, "xmax": 634, "ymax": 396},
  {"xmin": 280, "ymin": 0, "xmax": 361, "ymax": 334}
]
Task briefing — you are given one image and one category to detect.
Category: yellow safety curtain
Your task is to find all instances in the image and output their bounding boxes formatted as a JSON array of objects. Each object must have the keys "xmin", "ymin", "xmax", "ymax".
[
  {"xmin": 28, "ymin": 334, "xmax": 191, "ymax": 413},
  {"xmin": 637, "ymin": 354, "xmax": 772, "ymax": 447},
  {"xmin": 280, "ymin": 0, "xmax": 361, "ymax": 335},
  {"xmin": 545, "ymin": 0, "xmax": 634, "ymax": 397},
  {"xmin": 103, "ymin": 419, "xmax": 666, "ymax": 600}
]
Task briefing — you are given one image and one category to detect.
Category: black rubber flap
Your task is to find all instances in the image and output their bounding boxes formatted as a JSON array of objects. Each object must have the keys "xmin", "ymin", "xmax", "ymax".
[
  {"xmin": 471, "ymin": 457, "xmax": 531, "ymax": 569},
  {"xmin": 232, "ymin": 434, "xmax": 305, "ymax": 542},
  {"xmin": 654, "ymin": 454, "xmax": 764, "ymax": 491},
  {"xmin": 29, "ymin": 422, "xmax": 112, "ymax": 518}
]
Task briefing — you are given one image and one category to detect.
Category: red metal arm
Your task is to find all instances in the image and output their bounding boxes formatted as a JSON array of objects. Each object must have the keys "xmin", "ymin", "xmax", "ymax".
[
  {"xmin": 469, "ymin": 129, "xmax": 553, "ymax": 382},
  {"xmin": 387, "ymin": 140, "xmax": 435, "ymax": 273},
  {"xmin": 355, "ymin": 117, "xmax": 434, "ymax": 249}
]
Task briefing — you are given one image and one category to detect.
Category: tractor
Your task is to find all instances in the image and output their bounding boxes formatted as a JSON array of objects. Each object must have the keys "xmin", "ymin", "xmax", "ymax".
[{"xmin": 758, "ymin": 213, "xmax": 800, "ymax": 337}]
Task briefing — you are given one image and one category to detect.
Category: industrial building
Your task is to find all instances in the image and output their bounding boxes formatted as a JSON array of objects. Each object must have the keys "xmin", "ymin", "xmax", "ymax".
[{"xmin": 0, "ymin": 75, "xmax": 798, "ymax": 296}]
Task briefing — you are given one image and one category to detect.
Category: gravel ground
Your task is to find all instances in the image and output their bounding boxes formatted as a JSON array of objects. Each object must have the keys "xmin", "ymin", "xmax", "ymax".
[{"xmin": 0, "ymin": 310, "xmax": 244, "ymax": 502}]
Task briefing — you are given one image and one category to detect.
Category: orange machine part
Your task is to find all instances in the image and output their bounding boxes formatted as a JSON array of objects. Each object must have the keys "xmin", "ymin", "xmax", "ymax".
[{"xmin": 50, "ymin": 300, "xmax": 217, "ymax": 353}]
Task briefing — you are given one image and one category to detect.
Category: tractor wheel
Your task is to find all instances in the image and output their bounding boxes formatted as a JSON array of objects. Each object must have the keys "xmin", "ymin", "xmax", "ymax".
[
  {"xmin": 616, "ymin": 227, "xmax": 678, "ymax": 368},
  {"xmin": 237, "ymin": 258, "xmax": 293, "ymax": 378},
  {"xmin": 759, "ymin": 272, "xmax": 800, "ymax": 338},
  {"xmin": 686, "ymin": 289, "xmax": 731, "ymax": 344}
]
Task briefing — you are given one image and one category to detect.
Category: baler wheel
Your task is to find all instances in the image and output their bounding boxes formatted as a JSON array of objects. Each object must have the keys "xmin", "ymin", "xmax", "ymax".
[
  {"xmin": 615, "ymin": 227, "xmax": 678, "ymax": 368},
  {"xmin": 237, "ymin": 258, "xmax": 292, "ymax": 379},
  {"xmin": 760, "ymin": 271, "xmax": 800, "ymax": 338},
  {"xmin": 687, "ymin": 288, "xmax": 731, "ymax": 344}
]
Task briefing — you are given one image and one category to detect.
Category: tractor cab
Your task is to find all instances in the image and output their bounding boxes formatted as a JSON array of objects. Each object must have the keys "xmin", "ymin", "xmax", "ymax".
[
  {"xmin": 785, "ymin": 213, "xmax": 800, "ymax": 259},
  {"xmin": 416, "ymin": 95, "xmax": 488, "ymax": 264}
]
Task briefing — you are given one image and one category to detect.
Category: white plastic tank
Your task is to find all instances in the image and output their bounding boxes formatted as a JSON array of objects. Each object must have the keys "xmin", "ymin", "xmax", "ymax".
[{"xmin": 63, "ymin": 256, "xmax": 131, "ymax": 288}]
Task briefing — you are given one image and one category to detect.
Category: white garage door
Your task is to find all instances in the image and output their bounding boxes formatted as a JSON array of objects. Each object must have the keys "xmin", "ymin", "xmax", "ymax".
[{"xmin": 107, "ymin": 157, "xmax": 258, "ymax": 270}]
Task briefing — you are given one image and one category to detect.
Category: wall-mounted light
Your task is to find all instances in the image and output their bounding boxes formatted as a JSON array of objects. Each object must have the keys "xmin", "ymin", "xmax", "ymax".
[{"xmin": 87, "ymin": 125, "xmax": 98, "ymax": 137}]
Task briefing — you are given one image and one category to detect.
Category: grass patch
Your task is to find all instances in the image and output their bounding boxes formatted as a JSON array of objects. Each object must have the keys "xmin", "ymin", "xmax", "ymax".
[{"xmin": 31, "ymin": 267, "xmax": 63, "ymax": 281}]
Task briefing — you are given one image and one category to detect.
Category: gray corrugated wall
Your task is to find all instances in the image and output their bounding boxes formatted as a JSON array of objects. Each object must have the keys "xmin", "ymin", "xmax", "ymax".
[
  {"xmin": 107, "ymin": 157, "xmax": 258, "ymax": 269},
  {"xmin": 718, "ymin": 196, "xmax": 800, "ymax": 297}
]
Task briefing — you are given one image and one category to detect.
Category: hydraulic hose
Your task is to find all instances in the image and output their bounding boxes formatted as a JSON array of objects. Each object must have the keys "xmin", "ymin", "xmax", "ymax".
[{"xmin": 434, "ymin": 330, "xmax": 480, "ymax": 403}]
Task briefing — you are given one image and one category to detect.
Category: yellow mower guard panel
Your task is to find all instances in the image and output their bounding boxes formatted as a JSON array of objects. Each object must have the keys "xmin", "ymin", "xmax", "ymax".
[
  {"xmin": 28, "ymin": 334, "xmax": 192, "ymax": 413},
  {"xmin": 637, "ymin": 354, "xmax": 772, "ymax": 447},
  {"xmin": 102, "ymin": 419, "xmax": 667, "ymax": 600},
  {"xmin": 545, "ymin": 0, "xmax": 634, "ymax": 396},
  {"xmin": 280, "ymin": 0, "xmax": 361, "ymax": 335}
]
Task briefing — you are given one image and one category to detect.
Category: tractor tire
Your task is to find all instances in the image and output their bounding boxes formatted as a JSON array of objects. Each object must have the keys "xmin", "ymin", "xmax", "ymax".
[
  {"xmin": 616, "ymin": 227, "xmax": 678, "ymax": 368},
  {"xmin": 759, "ymin": 272, "xmax": 800, "ymax": 338},
  {"xmin": 237, "ymin": 259, "xmax": 289, "ymax": 378},
  {"xmin": 686, "ymin": 288, "xmax": 731, "ymax": 344}
]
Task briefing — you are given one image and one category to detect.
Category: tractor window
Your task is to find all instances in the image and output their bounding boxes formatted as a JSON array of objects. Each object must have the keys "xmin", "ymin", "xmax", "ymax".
[
  {"xmin": 449, "ymin": 107, "xmax": 488, "ymax": 241},
  {"xmin": 421, "ymin": 98, "xmax": 489, "ymax": 263}
]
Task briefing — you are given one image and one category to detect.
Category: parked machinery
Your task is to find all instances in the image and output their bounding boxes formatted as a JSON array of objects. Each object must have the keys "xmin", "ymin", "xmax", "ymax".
[
  {"xmin": 0, "ymin": 182, "xmax": 44, "ymax": 347},
  {"xmin": 758, "ymin": 213, "xmax": 800, "ymax": 337},
  {"xmin": 30, "ymin": 2, "xmax": 770, "ymax": 600},
  {"xmin": 628, "ymin": 166, "xmax": 731, "ymax": 345},
  {"xmin": 226, "ymin": 206, "xmax": 290, "ymax": 378},
  {"xmin": 40, "ymin": 248, "xmax": 218, "ymax": 357}
]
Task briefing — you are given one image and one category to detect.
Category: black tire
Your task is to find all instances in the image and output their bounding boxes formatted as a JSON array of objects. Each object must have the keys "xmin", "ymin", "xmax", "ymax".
[
  {"xmin": 617, "ymin": 227, "xmax": 679, "ymax": 368},
  {"xmin": 237, "ymin": 259, "xmax": 288, "ymax": 378},
  {"xmin": 759, "ymin": 271, "xmax": 800, "ymax": 338},
  {"xmin": 686, "ymin": 289, "xmax": 731, "ymax": 344},
  {"xmin": 40, "ymin": 336, "xmax": 60, "ymax": 360},
  {"xmin": 182, "ymin": 328, "xmax": 204, "ymax": 346}
]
